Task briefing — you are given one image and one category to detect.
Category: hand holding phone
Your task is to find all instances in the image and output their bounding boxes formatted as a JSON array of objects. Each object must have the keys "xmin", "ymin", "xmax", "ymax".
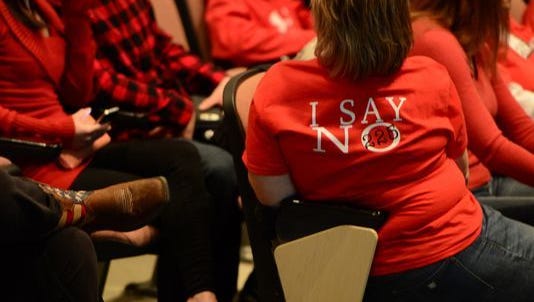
[
  {"xmin": 96, "ymin": 106, "xmax": 120, "ymax": 124},
  {"xmin": 71, "ymin": 108, "xmax": 111, "ymax": 149}
]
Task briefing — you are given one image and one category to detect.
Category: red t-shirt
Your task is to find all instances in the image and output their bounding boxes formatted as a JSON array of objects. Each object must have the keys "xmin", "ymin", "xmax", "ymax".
[
  {"xmin": 411, "ymin": 17, "xmax": 534, "ymax": 190},
  {"xmin": 205, "ymin": 0, "xmax": 315, "ymax": 66},
  {"xmin": 244, "ymin": 58, "xmax": 482, "ymax": 276}
]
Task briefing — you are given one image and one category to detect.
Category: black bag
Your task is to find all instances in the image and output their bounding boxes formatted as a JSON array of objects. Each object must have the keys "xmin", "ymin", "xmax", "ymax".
[
  {"xmin": 275, "ymin": 195, "xmax": 387, "ymax": 243},
  {"xmin": 0, "ymin": 137, "xmax": 62, "ymax": 162}
]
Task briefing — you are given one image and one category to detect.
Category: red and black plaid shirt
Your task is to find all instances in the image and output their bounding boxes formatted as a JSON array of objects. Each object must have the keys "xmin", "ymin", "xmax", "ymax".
[{"xmin": 89, "ymin": 0, "xmax": 225, "ymax": 134}]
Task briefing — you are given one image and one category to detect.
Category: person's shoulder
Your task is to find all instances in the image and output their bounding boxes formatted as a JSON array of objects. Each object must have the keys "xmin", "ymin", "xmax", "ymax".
[
  {"xmin": 262, "ymin": 59, "xmax": 323, "ymax": 86},
  {"xmin": 399, "ymin": 56, "xmax": 452, "ymax": 90},
  {"xmin": 404, "ymin": 56, "xmax": 449, "ymax": 74},
  {"xmin": 255, "ymin": 59, "xmax": 323, "ymax": 103},
  {"xmin": 412, "ymin": 17, "xmax": 458, "ymax": 47}
]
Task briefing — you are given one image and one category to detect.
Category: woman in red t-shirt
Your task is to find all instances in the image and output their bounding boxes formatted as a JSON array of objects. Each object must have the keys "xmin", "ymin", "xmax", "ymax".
[{"xmin": 244, "ymin": 0, "xmax": 534, "ymax": 300}]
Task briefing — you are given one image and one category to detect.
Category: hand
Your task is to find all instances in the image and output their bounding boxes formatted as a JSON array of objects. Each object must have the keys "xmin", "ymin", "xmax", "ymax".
[
  {"xmin": 70, "ymin": 108, "xmax": 110, "ymax": 149},
  {"xmin": 198, "ymin": 77, "xmax": 229, "ymax": 111},
  {"xmin": 181, "ymin": 110, "xmax": 196, "ymax": 139},
  {"xmin": 0, "ymin": 156, "xmax": 12, "ymax": 167},
  {"xmin": 186, "ymin": 291, "xmax": 217, "ymax": 302},
  {"xmin": 454, "ymin": 149, "xmax": 470, "ymax": 186},
  {"xmin": 146, "ymin": 126, "xmax": 174, "ymax": 139},
  {"xmin": 197, "ymin": 67, "xmax": 246, "ymax": 111}
]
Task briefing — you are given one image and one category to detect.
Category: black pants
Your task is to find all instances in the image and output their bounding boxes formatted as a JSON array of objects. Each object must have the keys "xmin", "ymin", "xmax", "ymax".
[
  {"xmin": 0, "ymin": 170, "xmax": 99, "ymax": 302},
  {"xmin": 71, "ymin": 139, "xmax": 214, "ymax": 301}
]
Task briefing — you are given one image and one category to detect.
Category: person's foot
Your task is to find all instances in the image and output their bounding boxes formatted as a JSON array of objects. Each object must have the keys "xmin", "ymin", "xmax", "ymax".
[
  {"xmin": 90, "ymin": 225, "xmax": 159, "ymax": 247},
  {"xmin": 187, "ymin": 291, "xmax": 218, "ymax": 302},
  {"xmin": 39, "ymin": 177, "xmax": 170, "ymax": 231}
]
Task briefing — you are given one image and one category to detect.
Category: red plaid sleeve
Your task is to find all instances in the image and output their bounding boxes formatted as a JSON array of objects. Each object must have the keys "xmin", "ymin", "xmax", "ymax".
[
  {"xmin": 94, "ymin": 58, "xmax": 193, "ymax": 128},
  {"xmin": 152, "ymin": 23, "xmax": 225, "ymax": 95}
]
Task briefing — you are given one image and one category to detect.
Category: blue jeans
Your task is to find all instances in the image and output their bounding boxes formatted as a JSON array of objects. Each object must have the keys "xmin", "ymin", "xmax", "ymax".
[
  {"xmin": 186, "ymin": 139, "xmax": 242, "ymax": 301},
  {"xmin": 473, "ymin": 176, "xmax": 534, "ymax": 226},
  {"xmin": 364, "ymin": 205, "xmax": 534, "ymax": 302},
  {"xmin": 472, "ymin": 176, "xmax": 534, "ymax": 197}
]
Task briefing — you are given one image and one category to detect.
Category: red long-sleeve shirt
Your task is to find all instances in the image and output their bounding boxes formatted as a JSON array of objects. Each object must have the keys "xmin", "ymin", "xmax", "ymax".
[
  {"xmin": 0, "ymin": 0, "xmax": 95, "ymax": 188},
  {"xmin": 205, "ymin": 0, "xmax": 315, "ymax": 66},
  {"xmin": 411, "ymin": 17, "xmax": 534, "ymax": 189}
]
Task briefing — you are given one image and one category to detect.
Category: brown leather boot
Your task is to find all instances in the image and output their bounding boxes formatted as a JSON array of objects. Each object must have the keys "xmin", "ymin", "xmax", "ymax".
[{"xmin": 39, "ymin": 177, "xmax": 170, "ymax": 232}]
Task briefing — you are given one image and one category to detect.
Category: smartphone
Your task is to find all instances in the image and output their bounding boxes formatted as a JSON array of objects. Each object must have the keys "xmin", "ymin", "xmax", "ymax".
[{"xmin": 96, "ymin": 106, "xmax": 120, "ymax": 123}]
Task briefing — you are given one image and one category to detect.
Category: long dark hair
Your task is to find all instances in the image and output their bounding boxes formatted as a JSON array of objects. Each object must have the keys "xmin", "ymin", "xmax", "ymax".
[
  {"xmin": 312, "ymin": 0, "xmax": 413, "ymax": 80},
  {"xmin": 410, "ymin": 0, "xmax": 509, "ymax": 75},
  {"xmin": 3, "ymin": 0, "xmax": 46, "ymax": 29}
]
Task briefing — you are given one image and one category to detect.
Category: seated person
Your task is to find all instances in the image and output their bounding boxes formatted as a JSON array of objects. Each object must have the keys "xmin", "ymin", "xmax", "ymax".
[
  {"xmin": 205, "ymin": 0, "xmax": 315, "ymax": 67},
  {"xmin": 0, "ymin": 166, "xmax": 168, "ymax": 302},
  {"xmin": 498, "ymin": 0, "xmax": 534, "ymax": 116},
  {"xmin": 409, "ymin": 0, "xmax": 534, "ymax": 199},
  {"xmin": 244, "ymin": 0, "xmax": 534, "ymax": 301},
  {"xmin": 88, "ymin": 0, "xmax": 242, "ymax": 300},
  {"xmin": 0, "ymin": 0, "xmax": 222, "ymax": 301}
]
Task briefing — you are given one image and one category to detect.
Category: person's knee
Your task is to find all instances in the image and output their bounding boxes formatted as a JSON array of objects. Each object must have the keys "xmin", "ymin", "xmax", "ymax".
[
  {"xmin": 193, "ymin": 142, "xmax": 237, "ymax": 194},
  {"xmin": 44, "ymin": 227, "xmax": 98, "ymax": 288},
  {"xmin": 152, "ymin": 140, "xmax": 203, "ymax": 174},
  {"xmin": 204, "ymin": 149, "xmax": 236, "ymax": 187},
  {"xmin": 49, "ymin": 228, "xmax": 97, "ymax": 263}
]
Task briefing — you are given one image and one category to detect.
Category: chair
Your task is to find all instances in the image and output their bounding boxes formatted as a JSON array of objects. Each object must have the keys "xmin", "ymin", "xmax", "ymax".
[{"xmin": 222, "ymin": 66, "xmax": 380, "ymax": 302}]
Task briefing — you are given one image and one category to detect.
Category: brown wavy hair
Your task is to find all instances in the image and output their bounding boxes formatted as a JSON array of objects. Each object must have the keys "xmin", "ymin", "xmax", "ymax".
[
  {"xmin": 312, "ymin": 0, "xmax": 413, "ymax": 80},
  {"xmin": 410, "ymin": 0, "xmax": 509, "ymax": 74}
]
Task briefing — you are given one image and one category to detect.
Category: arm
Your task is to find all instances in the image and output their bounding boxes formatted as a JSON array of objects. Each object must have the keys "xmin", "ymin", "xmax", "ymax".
[
  {"xmin": 493, "ymin": 74, "xmax": 534, "ymax": 144},
  {"xmin": 0, "ymin": 104, "xmax": 108, "ymax": 150},
  {"xmin": 205, "ymin": 0, "xmax": 316, "ymax": 65},
  {"xmin": 243, "ymin": 88, "xmax": 294, "ymax": 206},
  {"xmin": 0, "ymin": 105, "xmax": 74, "ymax": 143},
  {"xmin": 58, "ymin": 0, "xmax": 97, "ymax": 108},
  {"xmin": 445, "ymin": 78, "xmax": 470, "ymax": 183},
  {"xmin": 149, "ymin": 11, "xmax": 224, "ymax": 95},
  {"xmin": 156, "ymin": 34, "xmax": 224, "ymax": 95},
  {"xmin": 248, "ymin": 173, "xmax": 296, "ymax": 207},
  {"xmin": 93, "ymin": 59, "xmax": 194, "ymax": 129},
  {"xmin": 455, "ymin": 150, "xmax": 470, "ymax": 185},
  {"xmin": 507, "ymin": 82, "xmax": 534, "ymax": 117},
  {"xmin": 412, "ymin": 28, "xmax": 534, "ymax": 186}
]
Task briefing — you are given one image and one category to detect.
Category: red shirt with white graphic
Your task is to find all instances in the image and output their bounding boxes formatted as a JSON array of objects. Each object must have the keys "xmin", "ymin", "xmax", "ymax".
[
  {"xmin": 499, "ymin": 18, "xmax": 534, "ymax": 91},
  {"xmin": 244, "ymin": 57, "xmax": 482, "ymax": 276},
  {"xmin": 205, "ymin": 0, "xmax": 315, "ymax": 66}
]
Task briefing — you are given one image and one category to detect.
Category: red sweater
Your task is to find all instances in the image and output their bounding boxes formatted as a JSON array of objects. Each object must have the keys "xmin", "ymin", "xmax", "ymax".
[
  {"xmin": 0, "ymin": 0, "xmax": 95, "ymax": 188},
  {"xmin": 244, "ymin": 57, "xmax": 481, "ymax": 276},
  {"xmin": 525, "ymin": 0, "xmax": 534, "ymax": 31},
  {"xmin": 205, "ymin": 0, "xmax": 315, "ymax": 66},
  {"xmin": 411, "ymin": 17, "xmax": 534, "ymax": 190},
  {"xmin": 499, "ymin": 18, "xmax": 534, "ymax": 91}
]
